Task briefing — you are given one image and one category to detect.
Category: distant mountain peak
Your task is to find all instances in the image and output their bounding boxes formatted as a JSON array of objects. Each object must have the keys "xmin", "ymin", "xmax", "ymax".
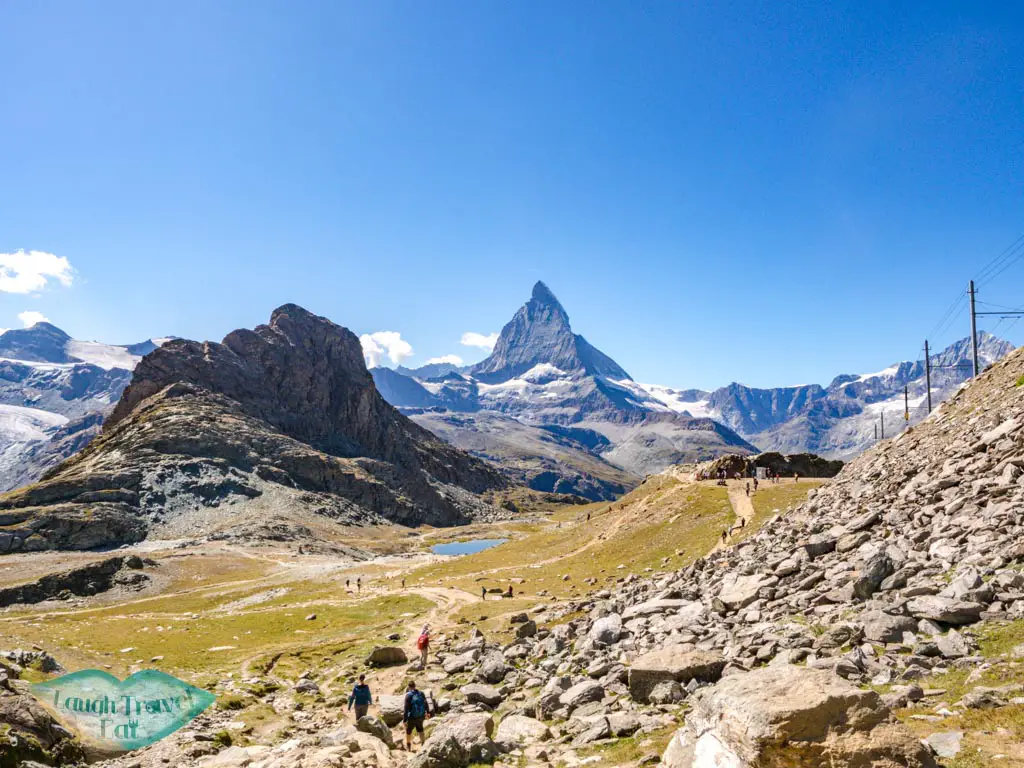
[
  {"xmin": 471, "ymin": 281, "xmax": 629, "ymax": 383},
  {"xmin": 531, "ymin": 280, "xmax": 563, "ymax": 309}
]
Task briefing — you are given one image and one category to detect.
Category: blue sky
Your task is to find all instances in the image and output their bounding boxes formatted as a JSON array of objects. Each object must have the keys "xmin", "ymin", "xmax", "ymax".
[{"xmin": 2, "ymin": 1, "xmax": 1023, "ymax": 389}]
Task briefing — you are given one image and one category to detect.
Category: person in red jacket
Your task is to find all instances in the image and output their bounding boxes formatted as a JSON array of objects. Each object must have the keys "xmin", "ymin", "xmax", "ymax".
[{"xmin": 416, "ymin": 625, "xmax": 430, "ymax": 670}]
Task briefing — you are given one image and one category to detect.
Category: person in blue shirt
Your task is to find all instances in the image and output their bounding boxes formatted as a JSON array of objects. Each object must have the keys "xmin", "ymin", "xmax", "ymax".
[{"xmin": 347, "ymin": 674, "xmax": 373, "ymax": 720}]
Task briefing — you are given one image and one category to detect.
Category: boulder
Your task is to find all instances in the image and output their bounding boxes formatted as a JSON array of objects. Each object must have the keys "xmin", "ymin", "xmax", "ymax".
[
  {"xmin": 515, "ymin": 619, "xmax": 537, "ymax": 639},
  {"xmin": 590, "ymin": 613, "xmax": 623, "ymax": 645},
  {"xmin": 718, "ymin": 574, "xmax": 773, "ymax": 611},
  {"xmin": 661, "ymin": 665, "xmax": 936, "ymax": 767},
  {"xmin": 559, "ymin": 680, "xmax": 605, "ymax": 711},
  {"xmin": 476, "ymin": 650, "xmax": 507, "ymax": 683},
  {"xmin": 494, "ymin": 714, "xmax": 551, "ymax": 748},
  {"xmin": 852, "ymin": 552, "xmax": 894, "ymax": 599},
  {"xmin": 415, "ymin": 713, "xmax": 497, "ymax": 766},
  {"xmin": 365, "ymin": 646, "xmax": 408, "ymax": 667},
  {"xmin": 925, "ymin": 731, "xmax": 963, "ymax": 759},
  {"xmin": 623, "ymin": 599, "xmax": 704, "ymax": 621},
  {"xmin": 862, "ymin": 611, "xmax": 918, "ymax": 643},
  {"xmin": 356, "ymin": 715, "xmax": 394, "ymax": 748},
  {"xmin": 905, "ymin": 596, "xmax": 985, "ymax": 625},
  {"xmin": 378, "ymin": 694, "xmax": 405, "ymax": 727},
  {"xmin": 461, "ymin": 683, "xmax": 502, "ymax": 707},
  {"xmin": 629, "ymin": 647, "xmax": 725, "ymax": 703},
  {"xmin": 442, "ymin": 650, "xmax": 479, "ymax": 674}
]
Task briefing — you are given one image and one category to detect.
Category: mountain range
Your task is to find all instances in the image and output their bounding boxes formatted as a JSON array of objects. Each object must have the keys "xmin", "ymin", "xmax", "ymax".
[
  {"xmin": 0, "ymin": 284, "xmax": 1013, "ymax": 508},
  {"xmin": 371, "ymin": 282, "xmax": 1015, "ymax": 497},
  {"xmin": 0, "ymin": 323, "xmax": 172, "ymax": 492},
  {"xmin": 0, "ymin": 305, "xmax": 508, "ymax": 553}
]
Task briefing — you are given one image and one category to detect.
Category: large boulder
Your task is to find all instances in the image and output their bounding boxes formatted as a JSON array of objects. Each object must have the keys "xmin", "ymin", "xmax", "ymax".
[
  {"xmin": 905, "ymin": 596, "xmax": 985, "ymax": 625},
  {"xmin": 366, "ymin": 646, "xmax": 408, "ymax": 666},
  {"xmin": 660, "ymin": 665, "xmax": 936, "ymax": 767},
  {"xmin": 442, "ymin": 649, "xmax": 479, "ymax": 674},
  {"xmin": 0, "ymin": 692, "xmax": 84, "ymax": 764},
  {"xmin": 559, "ymin": 680, "xmax": 605, "ymax": 712},
  {"xmin": 378, "ymin": 694, "xmax": 405, "ymax": 727},
  {"xmin": 590, "ymin": 613, "xmax": 623, "ymax": 645},
  {"xmin": 494, "ymin": 715, "xmax": 551, "ymax": 748},
  {"xmin": 628, "ymin": 647, "xmax": 725, "ymax": 703},
  {"xmin": 475, "ymin": 651, "xmax": 508, "ymax": 683},
  {"xmin": 862, "ymin": 611, "xmax": 918, "ymax": 643},
  {"xmin": 356, "ymin": 714, "xmax": 395, "ymax": 748},
  {"xmin": 414, "ymin": 713, "xmax": 497, "ymax": 767},
  {"xmin": 718, "ymin": 574, "xmax": 774, "ymax": 611},
  {"xmin": 461, "ymin": 683, "xmax": 502, "ymax": 707}
]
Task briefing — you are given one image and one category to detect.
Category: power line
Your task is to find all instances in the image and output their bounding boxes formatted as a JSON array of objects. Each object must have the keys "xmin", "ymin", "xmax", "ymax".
[{"xmin": 975, "ymin": 231, "xmax": 1024, "ymax": 286}]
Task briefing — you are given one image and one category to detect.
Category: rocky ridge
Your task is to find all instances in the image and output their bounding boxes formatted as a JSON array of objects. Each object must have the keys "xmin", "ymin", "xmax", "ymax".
[{"xmin": 0, "ymin": 305, "xmax": 509, "ymax": 553}]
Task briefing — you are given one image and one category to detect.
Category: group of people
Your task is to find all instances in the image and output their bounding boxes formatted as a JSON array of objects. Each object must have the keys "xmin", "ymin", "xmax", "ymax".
[
  {"xmin": 344, "ymin": 624, "xmax": 435, "ymax": 752},
  {"xmin": 347, "ymin": 675, "xmax": 432, "ymax": 751}
]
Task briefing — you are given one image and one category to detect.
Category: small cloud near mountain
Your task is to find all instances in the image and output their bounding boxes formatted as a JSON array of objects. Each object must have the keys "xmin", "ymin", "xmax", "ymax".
[
  {"xmin": 18, "ymin": 310, "xmax": 48, "ymax": 328},
  {"xmin": 0, "ymin": 250, "xmax": 74, "ymax": 294},
  {"xmin": 425, "ymin": 354, "xmax": 464, "ymax": 366},
  {"xmin": 461, "ymin": 331, "xmax": 498, "ymax": 351},
  {"xmin": 359, "ymin": 330, "xmax": 413, "ymax": 367}
]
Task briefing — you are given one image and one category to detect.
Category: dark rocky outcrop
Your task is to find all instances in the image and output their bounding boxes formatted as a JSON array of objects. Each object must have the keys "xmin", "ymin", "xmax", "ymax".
[
  {"xmin": 0, "ymin": 305, "xmax": 509, "ymax": 552},
  {"xmin": 0, "ymin": 555, "xmax": 154, "ymax": 606},
  {"xmin": 701, "ymin": 451, "xmax": 844, "ymax": 479}
]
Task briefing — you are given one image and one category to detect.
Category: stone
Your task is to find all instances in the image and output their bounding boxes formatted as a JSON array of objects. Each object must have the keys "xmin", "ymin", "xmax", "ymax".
[
  {"xmin": 862, "ymin": 611, "xmax": 919, "ymax": 643},
  {"xmin": 623, "ymin": 599, "xmax": 704, "ymax": 621},
  {"xmin": 559, "ymin": 680, "xmax": 605, "ymax": 711},
  {"xmin": 660, "ymin": 665, "xmax": 936, "ymax": 768},
  {"xmin": 515, "ymin": 619, "xmax": 537, "ymax": 639},
  {"xmin": 356, "ymin": 715, "xmax": 394, "ymax": 748},
  {"xmin": 377, "ymin": 694, "xmax": 405, "ymax": 727},
  {"xmin": 442, "ymin": 650, "xmax": 479, "ymax": 674},
  {"xmin": 494, "ymin": 715, "xmax": 551, "ymax": 748},
  {"xmin": 416, "ymin": 713, "xmax": 497, "ymax": 766},
  {"xmin": 936, "ymin": 629, "xmax": 970, "ymax": 659},
  {"xmin": 718, "ymin": 574, "xmax": 773, "ymax": 611},
  {"xmin": 925, "ymin": 731, "xmax": 963, "ymax": 759},
  {"xmin": 476, "ymin": 651, "xmax": 508, "ymax": 683},
  {"xmin": 628, "ymin": 647, "xmax": 726, "ymax": 703},
  {"xmin": 906, "ymin": 596, "xmax": 985, "ymax": 625},
  {"xmin": 852, "ymin": 552, "xmax": 894, "ymax": 599},
  {"xmin": 648, "ymin": 680, "xmax": 685, "ymax": 704},
  {"xmin": 590, "ymin": 613, "xmax": 623, "ymax": 645},
  {"xmin": 365, "ymin": 646, "xmax": 408, "ymax": 666},
  {"xmin": 461, "ymin": 683, "xmax": 502, "ymax": 707}
]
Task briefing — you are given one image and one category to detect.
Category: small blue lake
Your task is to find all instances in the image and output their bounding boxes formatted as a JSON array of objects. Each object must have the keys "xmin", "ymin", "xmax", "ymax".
[{"xmin": 431, "ymin": 538, "xmax": 508, "ymax": 556}]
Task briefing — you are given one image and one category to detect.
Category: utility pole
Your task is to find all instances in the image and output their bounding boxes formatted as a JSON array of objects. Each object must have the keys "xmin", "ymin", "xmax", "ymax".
[
  {"xmin": 880, "ymin": 411, "xmax": 885, "ymax": 439},
  {"xmin": 874, "ymin": 423, "xmax": 878, "ymax": 440},
  {"xmin": 924, "ymin": 340, "xmax": 932, "ymax": 413},
  {"xmin": 904, "ymin": 385, "xmax": 909, "ymax": 422},
  {"xmin": 969, "ymin": 280, "xmax": 979, "ymax": 378}
]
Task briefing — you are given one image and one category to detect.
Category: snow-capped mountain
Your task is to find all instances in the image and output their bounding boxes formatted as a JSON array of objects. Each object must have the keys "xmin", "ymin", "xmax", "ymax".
[
  {"xmin": 372, "ymin": 282, "xmax": 1017, "ymax": 491},
  {"xmin": 372, "ymin": 282, "xmax": 758, "ymax": 494},
  {"xmin": 0, "ymin": 323, "xmax": 170, "ymax": 491}
]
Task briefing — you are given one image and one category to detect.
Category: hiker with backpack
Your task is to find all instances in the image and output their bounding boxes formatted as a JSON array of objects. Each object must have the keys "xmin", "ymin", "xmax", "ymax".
[
  {"xmin": 403, "ymin": 680, "xmax": 431, "ymax": 751},
  {"xmin": 347, "ymin": 674, "xmax": 373, "ymax": 720},
  {"xmin": 416, "ymin": 625, "xmax": 431, "ymax": 670}
]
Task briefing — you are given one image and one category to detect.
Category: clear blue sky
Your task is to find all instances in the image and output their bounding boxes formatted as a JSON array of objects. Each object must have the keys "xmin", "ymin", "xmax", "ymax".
[{"xmin": 2, "ymin": 1, "xmax": 1023, "ymax": 389}]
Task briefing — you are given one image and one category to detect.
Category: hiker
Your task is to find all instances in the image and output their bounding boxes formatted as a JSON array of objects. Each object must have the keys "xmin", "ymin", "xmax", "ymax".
[
  {"xmin": 357, "ymin": 577, "xmax": 362, "ymax": 593},
  {"xmin": 741, "ymin": 517, "xmax": 746, "ymax": 528},
  {"xmin": 506, "ymin": 585, "xmax": 514, "ymax": 598},
  {"xmin": 347, "ymin": 674, "xmax": 373, "ymax": 720},
  {"xmin": 481, "ymin": 586, "xmax": 486, "ymax": 600},
  {"xmin": 753, "ymin": 477, "xmax": 759, "ymax": 492},
  {"xmin": 794, "ymin": 473, "xmax": 799, "ymax": 483},
  {"xmin": 721, "ymin": 530, "xmax": 727, "ymax": 543},
  {"xmin": 586, "ymin": 512, "xmax": 591, "ymax": 522},
  {"xmin": 345, "ymin": 578, "xmax": 350, "ymax": 590},
  {"xmin": 416, "ymin": 625, "xmax": 431, "ymax": 670},
  {"xmin": 401, "ymin": 578, "xmax": 405, "ymax": 589},
  {"xmin": 403, "ymin": 681, "xmax": 430, "ymax": 751},
  {"xmin": 745, "ymin": 482, "xmax": 750, "ymax": 497}
]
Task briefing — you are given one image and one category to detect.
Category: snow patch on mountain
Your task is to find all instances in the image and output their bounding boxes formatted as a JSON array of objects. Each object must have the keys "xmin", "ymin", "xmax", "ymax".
[
  {"xmin": 0, "ymin": 404, "xmax": 68, "ymax": 441},
  {"xmin": 65, "ymin": 340, "xmax": 140, "ymax": 370}
]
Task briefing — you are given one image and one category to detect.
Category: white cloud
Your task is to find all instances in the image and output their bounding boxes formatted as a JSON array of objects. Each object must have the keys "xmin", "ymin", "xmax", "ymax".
[
  {"xmin": 360, "ymin": 331, "xmax": 413, "ymax": 368},
  {"xmin": 0, "ymin": 250, "xmax": 74, "ymax": 294},
  {"xmin": 460, "ymin": 331, "xmax": 499, "ymax": 351},
  {"xmin": 424, "ymin": 354, "xmax": 463, "ymax": 366},
  {"xmin": 18, "ymin": 310, "xmax": 48, "ymax": 328}
]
